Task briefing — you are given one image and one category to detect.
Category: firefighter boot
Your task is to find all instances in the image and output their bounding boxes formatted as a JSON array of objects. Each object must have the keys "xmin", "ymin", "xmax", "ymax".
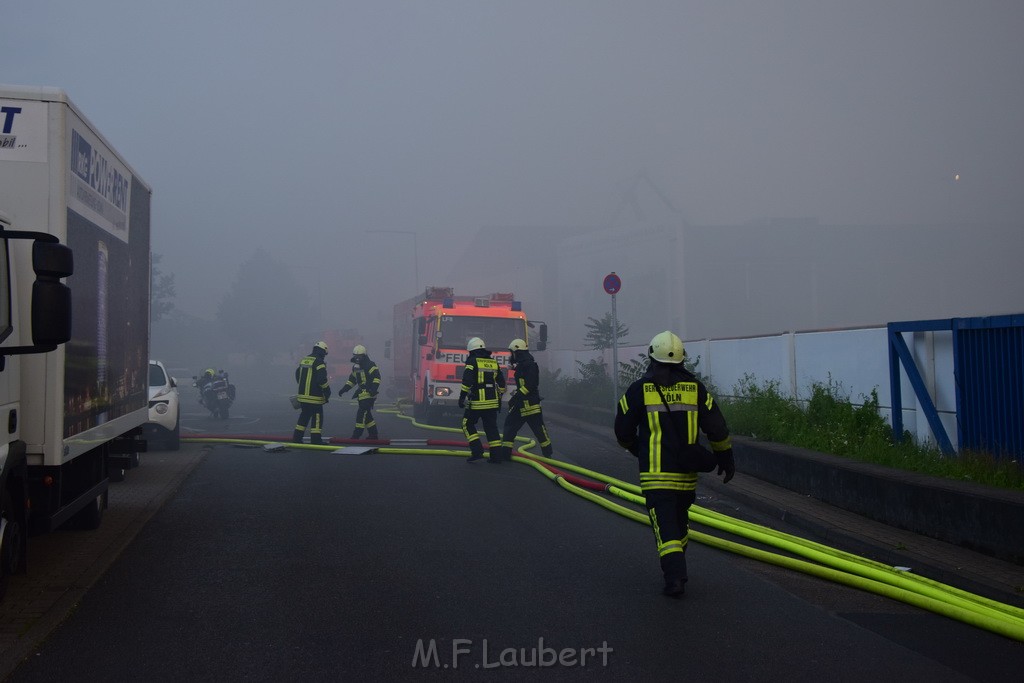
[
  {"xmin": 368, "ymin": 426, "xmax": 379, "ymax": 440},
  {"xmin": 488, "ymin": 446, "xmax": 509, "ymax": 464},
  {"xmin": 292, "ymin": 430, "xmax": 304, "ymax": 444},
  {"xmin": 351, "ymin": 428, "xmax": 363, "ymax": 440},
  {"xmin": 466, "ymin": 442, "xmax": 484, "ymax": 463},
  {"xmin": 663, "ymin": 578, "xmax": 686, "ymax": 598}
]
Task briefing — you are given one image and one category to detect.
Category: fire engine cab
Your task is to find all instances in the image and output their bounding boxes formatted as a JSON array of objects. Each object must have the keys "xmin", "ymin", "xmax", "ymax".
[{"xmin": 392, "ymin": 287, "xmax": 547, "ymax": 421}]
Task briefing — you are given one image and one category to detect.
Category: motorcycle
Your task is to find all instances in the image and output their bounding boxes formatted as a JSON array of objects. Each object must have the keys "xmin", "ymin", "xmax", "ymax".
[{"xmin": 193, "ymin": 371, "xmax": 236, "ymax": 419}]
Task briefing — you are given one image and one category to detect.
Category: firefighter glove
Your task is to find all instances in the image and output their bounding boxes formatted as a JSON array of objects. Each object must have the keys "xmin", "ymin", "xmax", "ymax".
[
  {"xmin": 338, "ymin": 386, "xmax": 350, "ymax": 397},
  {"xmin": 717, "ymin": 448, "xmax": 736, "ymax": 483},
  {"xmin": 458, "ymin": 395, "xmax": 466, "ymax": 409}
]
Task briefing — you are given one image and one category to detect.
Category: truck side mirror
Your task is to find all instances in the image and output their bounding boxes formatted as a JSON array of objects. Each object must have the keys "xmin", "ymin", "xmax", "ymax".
[
  {"xmin": 0, "ymin": 232, "xmax": 73, "ymax": 355},
  {"xmin": 535, "ymin": 322, "xmax": 548, "ymax": 351},
  {"xmin": 31, "ymin": 241, "xmax": 73, "ymax": 347}
]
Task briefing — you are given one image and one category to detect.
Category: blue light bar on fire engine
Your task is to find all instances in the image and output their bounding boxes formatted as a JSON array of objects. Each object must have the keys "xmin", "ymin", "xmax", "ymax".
[
  {"xmin": 443, "ymin": 298, "xmax": 454, "ymax": 308},
  {"xmin": 512, "ymin": 301, "xmax": 522, "ymax": 311}
]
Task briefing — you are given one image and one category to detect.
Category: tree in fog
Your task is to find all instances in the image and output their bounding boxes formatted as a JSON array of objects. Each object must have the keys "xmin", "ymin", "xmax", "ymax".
[
  {"xmin": 583, "ymin": 312, "xmax": 629, "ymax": 350},
  {"xmin": 151, "ymin": 253, "xmax": 176, "ymax": 322},
  {"xmin": 216, "ymin": 249, "xmax": 316, "ymax": 360}
]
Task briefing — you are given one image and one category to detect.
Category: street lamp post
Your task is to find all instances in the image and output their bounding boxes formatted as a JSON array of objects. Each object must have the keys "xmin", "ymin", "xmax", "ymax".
[{"xmin": 366, "ymin": 230, "xmax": 419, "ymax": 294}]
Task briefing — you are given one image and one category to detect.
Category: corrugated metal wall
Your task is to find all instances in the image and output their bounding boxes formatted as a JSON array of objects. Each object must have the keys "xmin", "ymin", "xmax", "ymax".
[{"xmin": 954, "ymin": 315, "xmax": 1024, "ymax": 460}]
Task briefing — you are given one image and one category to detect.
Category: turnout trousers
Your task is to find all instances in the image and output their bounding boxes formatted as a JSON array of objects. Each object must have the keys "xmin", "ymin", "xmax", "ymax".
[
  {"xmin": 293, "ymin": 403, "xmax": 325, "ymax": 444},
  {"xmin": 644, "ymin": 488, "xmax": 696, "ymax": 584},
  {"xmin": 351, "ymin": 397, "xmax": 378, "ymax": 439},
  {"xmin": 461, "ymin": 408, "xmax": 500, "ymax": 459},
  {"xmin": 498, "ymin": 409, "xmax": 553, "ymax": 460}
]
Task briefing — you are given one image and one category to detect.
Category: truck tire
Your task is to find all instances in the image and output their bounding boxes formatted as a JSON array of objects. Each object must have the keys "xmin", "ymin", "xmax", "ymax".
[
  {"xmin": 414, "ymin": 382, "xmax": 430, "ymax": 421},
  {"xmin": 0, "ymin": 489, "xmax": 25, "ymax": 602}
]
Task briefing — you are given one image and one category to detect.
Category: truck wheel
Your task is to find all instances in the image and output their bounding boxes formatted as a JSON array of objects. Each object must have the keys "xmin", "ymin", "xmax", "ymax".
[
  {"xmin": 0, "ymin": 490, "xmax": 25, "ymax": 601},
  {"xmin": 168, "ymin": 416, "xmax": 181, "ymax": 451}
]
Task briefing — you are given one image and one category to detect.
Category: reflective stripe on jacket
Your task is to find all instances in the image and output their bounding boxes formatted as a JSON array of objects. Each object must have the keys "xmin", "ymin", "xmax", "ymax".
[
  {"xmin": 296, "ymin": 354, "xmax": 329, "ymax": 404},
  {"xmin": 460, "ymin": 353, "xmax": 505, "ymax": 410}
]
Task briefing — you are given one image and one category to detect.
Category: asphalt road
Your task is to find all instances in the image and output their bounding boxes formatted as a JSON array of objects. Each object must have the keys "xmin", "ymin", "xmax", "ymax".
[{"xmin": 7, "ymin": 394, "xmax": 1024, "ymax": 681}]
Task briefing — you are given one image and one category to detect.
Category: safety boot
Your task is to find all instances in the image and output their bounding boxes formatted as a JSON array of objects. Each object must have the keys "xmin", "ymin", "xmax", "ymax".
[
  {"xmin": 663, "ymin": 578, "xmax": 686, "ymax": 598},
  {"xmin": 368, "ymin": 427, "xmax": 379, "ymax": 440}
]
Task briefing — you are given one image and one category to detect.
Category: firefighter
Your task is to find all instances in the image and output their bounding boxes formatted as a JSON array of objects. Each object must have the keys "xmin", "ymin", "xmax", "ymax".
[
  {"xmin": 614, "ymin": 330, "xmax": 735, "ymax": 597},
  {"xmin": 458, "ymin": 337, "xmax": 505, "ymax": 463},
  {"xmin": 293, "ymin": 341, "xmax": 332, "ymax": 445},
  {"xmin": 491, "ymin": 338, "xmax": 553, "ymax": 463},
  {"xmin": 338, "ymin": 344, "xmax": 382, "ymax": 440}
]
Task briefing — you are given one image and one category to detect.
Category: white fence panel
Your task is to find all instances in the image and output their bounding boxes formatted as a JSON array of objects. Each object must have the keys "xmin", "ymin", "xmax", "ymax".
[{"xmin": 546, "ymin": 323, "xmax": 959, "ymax": 448}]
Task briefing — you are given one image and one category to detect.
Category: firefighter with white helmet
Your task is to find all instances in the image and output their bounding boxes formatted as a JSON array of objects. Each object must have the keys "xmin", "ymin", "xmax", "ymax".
[
  {"xmin": 491, "ymin": 338, "xmax": 553, "ymax": 463},
  {"xmin": 293, "ymin": 341, "xmax": 332, "ymax": 444},
  {"xmin": 614, "ymin": 330, "xmax": 735, "ymax": 597},
  {"xmin": 458, "ymin": 337, "xmax": 506, "ymax": 462},
  {"xmin": 338, "ymin": 344, "xmax": 382, "ymax": 439}
]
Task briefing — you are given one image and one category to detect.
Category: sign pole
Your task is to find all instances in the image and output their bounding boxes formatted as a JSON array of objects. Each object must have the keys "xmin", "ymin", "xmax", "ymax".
[
  {"xmin": 611, "ymin": 291, "xmax": 619, "ymax": 403},
  {"xmin": 602, "ymin": 272, "xmax": 623, "ymax": 405}
]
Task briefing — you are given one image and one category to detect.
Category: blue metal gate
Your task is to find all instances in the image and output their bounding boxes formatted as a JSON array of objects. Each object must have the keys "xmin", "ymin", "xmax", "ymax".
[{"xmin": 889, "ymin": 314, "xmax": 1024, "ymax": 460}]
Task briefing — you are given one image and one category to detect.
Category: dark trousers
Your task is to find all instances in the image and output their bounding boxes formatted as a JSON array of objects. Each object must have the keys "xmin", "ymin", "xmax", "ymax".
[
  {"xmin": 645, "ymin": 488, "xmax": 696, "ymax": 584},
  {"xmin": 499, "ymin": 409, "xmax": 553, "ymax": 458},
  {"xmin": 293, "ymin": 403, "xmax": 325, "ymax": 444},
  {"xmin": 461, "ymin": 408, "xmax": 500, "ymax": 458},
  {"xmin": 352, "ymin": 397, "xmax": 378, "ymax": 439}
]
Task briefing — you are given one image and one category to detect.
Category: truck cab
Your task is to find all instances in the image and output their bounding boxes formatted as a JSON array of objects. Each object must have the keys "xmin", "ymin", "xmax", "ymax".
[{"xmin": 0, "ymin": 212, "xmax": 73, "ymax": 599}]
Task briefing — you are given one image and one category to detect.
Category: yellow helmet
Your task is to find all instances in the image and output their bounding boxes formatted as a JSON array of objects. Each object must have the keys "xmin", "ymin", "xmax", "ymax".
[
  {"xmin": 352, "ymin": 344, "xmax": 366, "ymax": 355},
  {"xmin": 648, "ymin": 331, "xmax": 684, "ymax": 364},
  {"xmin": 467, "ymin": 337, "xmax": 486, "ymax": 351},
  {"xmin": 508, "ymin": 338, "xmax": 527, "ymax": 352},
  {"xmin": 314, "ymin": 341, "xmax": 328, "ymax": 353}
]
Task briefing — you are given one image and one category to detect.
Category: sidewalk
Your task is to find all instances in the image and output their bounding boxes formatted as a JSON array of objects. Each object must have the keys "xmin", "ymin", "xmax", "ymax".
[
  {"xmin": 0, "ymin": 447, "xmax": 206, "ymax": 681},
  {"xmin": 545, "ymin": 411, "xmax": 1024, "ymax": 610},
  {"xmin": 699, "ymin": 472, "xmax": 1024, "ymax": 608}
]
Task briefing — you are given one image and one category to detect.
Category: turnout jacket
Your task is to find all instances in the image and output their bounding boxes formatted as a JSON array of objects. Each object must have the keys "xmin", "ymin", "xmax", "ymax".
[
  {"xmin": 341, "ymin": 358, "xmax": 381, "ymax": 400},
  {"xmin": 510, "ymin": 351, "xmax": 543, "ymax": 416},
  {"xmin": 459, "ymin": 349, "xmax": 506, "ymax": 410},
  {"xmin": 296, "ymin": 352, "xmax": 331, "ymax": 404},
  {"xmin": 614, "ymin": 363, "xmax": 731, "ymax": 493}
]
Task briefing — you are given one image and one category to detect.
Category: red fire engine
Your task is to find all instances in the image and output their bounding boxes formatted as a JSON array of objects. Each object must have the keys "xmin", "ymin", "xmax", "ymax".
[{"xmin": 391, "ymin": 287, "xmax": 547, "ymax": 420}]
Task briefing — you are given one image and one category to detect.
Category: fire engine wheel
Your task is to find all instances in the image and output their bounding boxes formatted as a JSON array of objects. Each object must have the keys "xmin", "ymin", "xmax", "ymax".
[
  {"xmin": 0, "ymin": 489, "xmax": 25, "ymax": 601},
  {"xmin": 414, "ymin": 388, "xmax": 428, "ymax": 420}
]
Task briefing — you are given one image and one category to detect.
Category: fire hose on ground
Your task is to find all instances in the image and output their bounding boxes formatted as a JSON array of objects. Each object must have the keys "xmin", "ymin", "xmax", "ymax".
[{"xmin": 182, "ymin": 402, "xmax": 1024, "ymax": 643}]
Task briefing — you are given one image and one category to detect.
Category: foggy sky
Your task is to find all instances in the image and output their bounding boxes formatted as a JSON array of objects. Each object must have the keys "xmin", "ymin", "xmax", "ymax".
[{"xmin": 6, "ymin": 1, "xmax": 1023, "ymax": 335}]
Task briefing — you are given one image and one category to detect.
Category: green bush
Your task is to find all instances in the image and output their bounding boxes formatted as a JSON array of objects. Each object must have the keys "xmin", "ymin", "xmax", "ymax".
[{"xmin": 722, "ymin": 374, "xmax": 1023, "ymax": 491}]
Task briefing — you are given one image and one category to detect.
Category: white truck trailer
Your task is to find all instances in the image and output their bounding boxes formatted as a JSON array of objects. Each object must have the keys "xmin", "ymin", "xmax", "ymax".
[{"xmin": 0, "ymin": 85, "xmax": 151, "ymax": 598}]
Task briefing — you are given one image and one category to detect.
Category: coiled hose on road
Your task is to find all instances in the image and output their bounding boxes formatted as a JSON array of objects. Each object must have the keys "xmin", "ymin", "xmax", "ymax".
[{"xmin": 184, "ymin": 403, "xmax": 1024, "ymax": 642}]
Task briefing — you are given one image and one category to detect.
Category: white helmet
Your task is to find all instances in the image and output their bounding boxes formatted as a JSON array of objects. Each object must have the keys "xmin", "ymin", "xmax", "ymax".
[
  {"xmin": 649, "ymin": 331, "xmax": 684, "ymax": 364},
  {"xmin": 508, "ymin": 338, "xmax": 527, "ymax": 352},
  {"xmin": 314, "ymin": 341, "xmax": 328, "ymax": 354},
  {"xmin": 467, "ymin": 337, "xmax": 486, "ymax": 351},
  {"xmin": 352, "ymin": 344, "xmax": 366, "ymax": 355}
]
